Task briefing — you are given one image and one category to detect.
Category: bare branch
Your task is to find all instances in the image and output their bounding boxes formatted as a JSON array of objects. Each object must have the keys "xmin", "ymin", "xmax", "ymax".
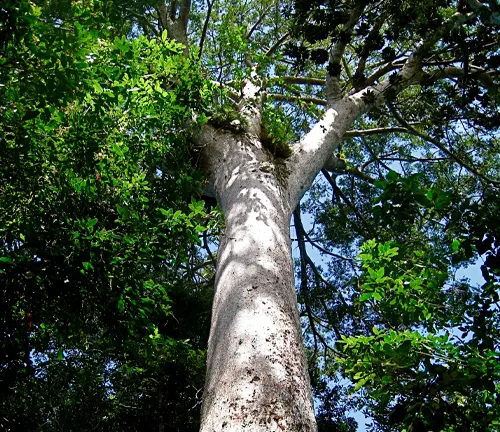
[
  {"xmin": 359, "ymin": 146, "xmax": 395, "ymax": 174},
  {"xmin": 280, "ymin": 76, "xmax": 325, "ymax": 86},
  {"xmin": 388, "ymin": 104, "xmax": 500, "ymax": 187},
  {"xmin": 322, "ymin": 169, "xmax": 376, "ymax": 237},
  {"xmin": 265, "ymin": 32, "xmax": 289, "ymax": 57},
  {"xmin": 326, "ymin": 3, "xmax": 365, "ymax": 103},
  {"xmin": 203, "ymin": 229, "xmax": 217, "ymax": 269},
  {"xmin": 335, "ymin": 167, "xmax": 377, "ymax": 185},
  {"xmin": 269, "ymin": 93, "xmax": 326, "ymax": 106},
  {"xmin": 125, "ymin": 11, "xmax": 159, "ymax": 37},
  {"xmin": 245, "ymin": 8, "xmax": 269, "ymax": 39},
  {"xmin": 301, "ymin": 228, "xmax": 353, "ymax": 262},
  {"xmin": 198, "ymin": 0, "xmax": 214, "ymax": 59},
  {"xmin": 294, "ymin": 207, "xmax": 346, "ymax": 345},
  {"xmin": 344, "ymin": 126, "xmax": 410, "ymax": 137},
  {"xmin": 293, "ymin": 206, "xmax": 319, "ymax": 358}
]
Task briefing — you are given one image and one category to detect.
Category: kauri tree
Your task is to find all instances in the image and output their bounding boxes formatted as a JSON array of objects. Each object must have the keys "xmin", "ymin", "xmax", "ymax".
[{"xmin": 1, "ymin": 0, "xmax": 499, "ymax": 431}]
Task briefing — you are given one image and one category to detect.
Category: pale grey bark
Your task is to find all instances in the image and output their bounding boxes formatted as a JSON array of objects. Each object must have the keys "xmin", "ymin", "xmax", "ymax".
[{"xmin": 197, "ymin": 127, "xmax": 316, "ymax": 431}]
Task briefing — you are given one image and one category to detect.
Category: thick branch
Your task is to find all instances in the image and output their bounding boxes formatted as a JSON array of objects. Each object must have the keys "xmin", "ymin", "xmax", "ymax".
[
  {"xmin": 178, "ymin": 0, "xmax": 191, "ymax": 26},
  {"xmin": 238, "ymin": 67, "xmax": 264, "ymax": 135},
  {"xmin": 156, "ymin": 0, "xmax": 191, "ymax": 51},
  {"xmin": 284, "ymin": 10, "xmax": 478, "ymax": 212},
  {"xmin": 286, "ymin": 96, "xmax": 365, "ymax": 210},
  {"xmin": 326, "ymin": 3, "xmax": 365, "ymax": 103}
]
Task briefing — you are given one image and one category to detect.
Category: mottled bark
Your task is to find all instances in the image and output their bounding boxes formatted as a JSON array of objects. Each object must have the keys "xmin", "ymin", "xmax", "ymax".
[
  {"xmin": 196, "ymin": 88, "xmax": 373, "ymax": 431},
  {"xmin": 198, "ymin": 127, "xmax": 316, "ymax": 431}
]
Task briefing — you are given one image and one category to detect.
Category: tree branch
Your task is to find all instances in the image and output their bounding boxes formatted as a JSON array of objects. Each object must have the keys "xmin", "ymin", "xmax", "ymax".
[
  {"xmin": 285, "ymin": 9, "xmax": 477, "ymax": 212},
  {"xmin": 430, "ymin": 66, "xmax": 498, "ymax": 89},
  {"xmin": 245, "ymin": 8, "xmax": 269, "ymax": 39},
  {"xmin": 337, "ymin": 167, "xmax": 376, "ymax": 185},
  {"xmin": 294, "ymin": 207, "xmax": 345, "ymax": 345},
  {"xmin": 280, "ymin": 76, "xmax": 325, "ymax": 86},
  {"xmin": 352, "ymin": 18, "xmax": 384, "ymax": 87},
  {"xmin": 294, "ymin": 206, "xmax": 320, "ymax": 358},
  {"xmin": 322, "ymin": 169, "xmax": 376, "ymax": 237},
  {"xmin": 344, "ymin": 126, "xmax": 410, "ymax": 137},
  {"xmin": 265, "ymin": 32, "xmax": 289, "ymax": 57},
  {"xmin": 268, "ymin": 93, "xmax": 326, "ymax": 106},
  {"xmin": 358, "ymin": 12, "xmax": 475, "ymax": 101},
  {"xmin": 326, "ymin": 3, "xmax": 365, "ymax": 103},
  {"xmin": 156, "ymin": 0, "xmax": 191, "ymax": 51},
  {"xmin": 198, "ymin": 0, "xmax": 214, "ymax": 59},
  {"xmin": 388, "ymin": 104, "xmax": 500, "ymax": 187}
]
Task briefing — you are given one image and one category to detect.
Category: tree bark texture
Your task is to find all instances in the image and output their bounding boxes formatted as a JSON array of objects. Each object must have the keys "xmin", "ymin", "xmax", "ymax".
[
  {"xmin": 196, "ymin": 92, "xmax": 368, "ymax": 430},
  {"xmin": 198, "ymin": 128, "xmax": 316, "ymax": 431}
]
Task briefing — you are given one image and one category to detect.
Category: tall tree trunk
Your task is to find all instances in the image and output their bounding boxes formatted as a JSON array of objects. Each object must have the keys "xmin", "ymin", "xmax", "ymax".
[{"xmin": 198, "ymin": 128, "xmax": 317, "ymax": 431}]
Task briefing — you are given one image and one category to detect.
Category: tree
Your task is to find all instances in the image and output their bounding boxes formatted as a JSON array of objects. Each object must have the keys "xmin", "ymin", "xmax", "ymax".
[
  {"xmin": 1, "ymin": 0, "xmax": 499, "ymax": 431},
  {"xmin": 1, "ymin": 3, "xmax": 214, "ymax": 430}
]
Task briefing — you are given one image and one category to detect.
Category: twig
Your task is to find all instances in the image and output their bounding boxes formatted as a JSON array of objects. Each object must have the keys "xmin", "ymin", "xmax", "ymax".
[
  {"xmin": 265, "ymin": 32, "xmax": 289, "ymax": 57},
  {"xmin": 322, "ymin": 169, "xmax": 376, "ymax": 237},
  {"xmin": 198, "ymin": 0, "xmax": 214, "ymax": 59},
  {"xmin": 388, "ymin": 104, "xmax": 500, "ymax": 187}
]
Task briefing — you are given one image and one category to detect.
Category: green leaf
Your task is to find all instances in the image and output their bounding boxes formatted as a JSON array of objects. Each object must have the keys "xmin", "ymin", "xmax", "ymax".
[
  {"xmin": 92, "ymin": 81, "xmax": 103, "ymax": 94},
  {"xmin": 359, "ymin": 292, "xmax": 374, "ymax": 302},
  {"xmin": 117, "ymin": 298, "xmax": 125, "ymax": 313},
  {"xmin": 82, "ymin": 261, "xmax": 94, "ymax": 271},
  {"xmin": 386, "ymin": 170, "xmax": 399, "ymax": 181},
  {"xmin": 354, "ymin": 377, "xmax": 368, "ymax": 391}
]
